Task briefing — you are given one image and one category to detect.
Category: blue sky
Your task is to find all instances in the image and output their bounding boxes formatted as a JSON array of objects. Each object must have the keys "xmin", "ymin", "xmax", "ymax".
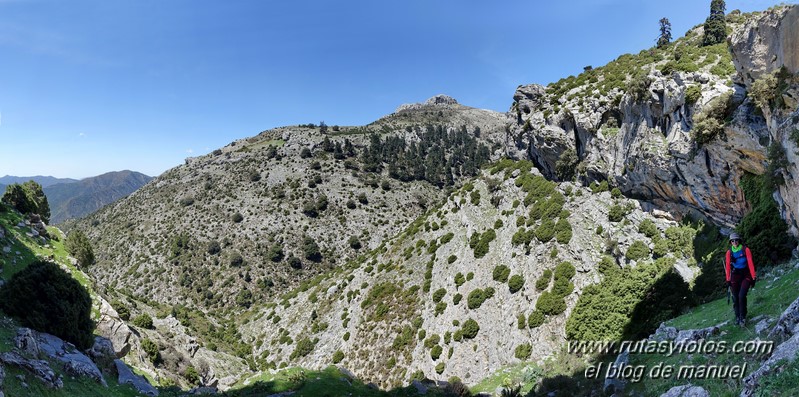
[{"xmin": 0, "ymin": 0, "xmax": 790, "ymax": 178}]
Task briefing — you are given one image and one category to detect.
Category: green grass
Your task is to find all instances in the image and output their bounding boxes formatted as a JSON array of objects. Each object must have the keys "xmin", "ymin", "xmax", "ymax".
[
  {"xmin": 230, "ymin": 366, "xmax": 431, "ymax": 397},
  {"xmin": 620, "ymin": 260, "xmax": 799, "ymax": 396},
  {"xmin": 470, "ymin": 361, "xmax": 542, "ymax": 395}
]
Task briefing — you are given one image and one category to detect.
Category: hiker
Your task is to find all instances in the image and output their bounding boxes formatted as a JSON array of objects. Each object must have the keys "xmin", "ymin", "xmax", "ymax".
[{"xmin": 725, "ymin": 232, "xmax": 756, "ymax": 326}]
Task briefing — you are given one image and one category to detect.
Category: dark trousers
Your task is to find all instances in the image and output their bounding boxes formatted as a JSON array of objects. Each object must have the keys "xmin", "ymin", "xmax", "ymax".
[{"xmin": 730, "ymin": 271, "xmax": 752, "ymax": 320}]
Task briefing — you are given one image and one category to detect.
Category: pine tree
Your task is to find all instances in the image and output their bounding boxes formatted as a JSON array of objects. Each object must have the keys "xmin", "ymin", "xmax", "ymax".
[
  {"xmin": 702, "ymin": 0, "xmax": 727, "ymax": 46},
  {"xmin": 657, "ymin": 18, "xmax": 672, "ymax": 48}
]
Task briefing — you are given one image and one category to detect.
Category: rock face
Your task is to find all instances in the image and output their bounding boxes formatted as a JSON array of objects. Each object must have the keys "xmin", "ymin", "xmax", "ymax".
[
  {"xmin": 508, "ymin": 5, "xmax": 799, "ymax": 230},
  {"xmin": 34, "ymin": 330, "xmax": 107, "ymax": 387},
  {"xmin": 730, "ymin": 6, "xmax": 799, "ymax": 85},
  {"xmin": 0, "ymin": 351, "xmax": 63, "ymax": 389},
  {"xmin": 115, "ymin": 359, "xmax": 159, "ymax": 396},
  {"xmin": 95, "ymin": 299, "xmax": 133, "ymax": 358}
]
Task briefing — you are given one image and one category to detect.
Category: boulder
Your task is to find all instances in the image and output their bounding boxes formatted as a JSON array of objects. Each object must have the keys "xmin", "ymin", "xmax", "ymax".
[
  {"xmin": 0, "ymin": 351, "xmax": 63, "ymax": 389},
  {"xmin": 674, "ymin": 325, "xmax": 720, "ymax": 345},
  {"xmin": 768, "ymin": 294, "xmax": 799, "ymax": 341},
  {"xmin": 188, "ymin": 386, "xmax": 219, "ymax": 395},
  {"xmin": 34, "ymin": 332, "xmax": 106, "ymax": 386},
  {"xmin": 604, "ymin": 351, "xmax": 629, "ymax": 395},
  {"xmin": 87, "ymin": 336, "xmax": 118, "ymax": 375},
  {"xmin": 411, "ymin": 379, "xmax": 427, "ymax": 394},
  {"xmin": 63, "ymin": 358, "xmax": 107, "ymax": 387},
  {"xmin": 660, "ymin": 384, "xmax": 710, "ymax": 397},
  {"xmin": 741, "ymin": 331, "xmax": 799, "ymax": 397},
  {"xmin": 14, "ymin": 328, "xmax": 40, "ymax": 357},
  {"xmin": 114, "ymin": 359, "xmax": 158, "ymax": 396},
  {"xmin": 95, "ymin": 299, "xmax": 133, "ymax": 358}
]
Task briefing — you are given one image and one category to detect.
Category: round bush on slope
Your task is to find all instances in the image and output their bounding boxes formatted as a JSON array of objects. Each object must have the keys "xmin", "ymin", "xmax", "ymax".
[{"xmin": 0, "ymin": 260, "xmax": 94, "ymax": 349}]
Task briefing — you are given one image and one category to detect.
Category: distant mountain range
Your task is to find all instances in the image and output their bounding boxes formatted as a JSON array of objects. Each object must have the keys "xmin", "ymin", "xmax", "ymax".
[
  {"xmin": 0, "ymin": 171, "xmax": 152, "ymax": 224},
  {"xmin": 0, "ymin": 175, "xmax": 78, "ymax": 187},
  {"xmin": 44, "ymin": 171, "xmax": 152, "ymax": 224}
]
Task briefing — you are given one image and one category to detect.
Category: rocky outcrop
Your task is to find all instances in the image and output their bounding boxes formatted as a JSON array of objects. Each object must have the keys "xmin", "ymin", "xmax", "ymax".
[
  {"xmin": 661, "ymin": 384, "xmax": 710, "ymax": 397},
  {"xmin": 95, "ymin": 299, "xmax": 133, "ymax": 358},
  {"xmin": 730, "ymin": 6, "xmax": 799, "ymax": 85},
  {"xmin": 0, "ymin": 351, "xmax": 63, "ymax": 389},
  {"xmin": 396, "ymin": 94, "xmax": 460, "ymax": 112},
  {"xmin": 34, "ymin": 330, "xmax": 106, "ymax": 387},
  {"xmin": 115, "ymin": 359, "xmax": 159, "ymax": 396},
  {"xmin": 741, "ymin": 331, "xmax": 799, "ymax": 397}
]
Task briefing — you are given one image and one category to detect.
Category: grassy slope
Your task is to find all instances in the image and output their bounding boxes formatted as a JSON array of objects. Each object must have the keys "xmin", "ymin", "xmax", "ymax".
[{"xmin": 622, "ymin": 260, "xmax": 799, "ymax": 396}]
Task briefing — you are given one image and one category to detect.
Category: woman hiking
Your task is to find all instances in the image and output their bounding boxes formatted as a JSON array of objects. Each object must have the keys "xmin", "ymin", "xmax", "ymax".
[{"xmin": 725, "ymin": 232, "xmax": 756, "ymax": 326}]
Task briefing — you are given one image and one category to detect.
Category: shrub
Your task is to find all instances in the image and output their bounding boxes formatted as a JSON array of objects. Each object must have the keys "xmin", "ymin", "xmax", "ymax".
[
  {"xmin": 453, "ymin": 293, "xmax": 463, "ymax": 305},
  {"xmin": 65, "ymin": 230, "xmax": 95, "ymax": 268},
  {"xmin": 536, "ymin": 269, "xmax": 553, "ymax": 291},
  {"xmin": 433, "ymin": 288, "xmax": 447, "ymax": 303},
  {"xmin": 332, "ymin": 350, "xmax": 345, "ymax": 364},
  {"xmin": 133, "ymin": 313, "xmax": 154, "ymax": 329},
  {"xmin": 0, "ymin": 261, "xmax": 94, "ymax": 349},
  {"xmin": 236, "ymin": 289, "xmax": 253, "ymax": 308},
  {"xmin": 141, "ymin": 338, "xmax": 160, "ymax": 364},
  {"xmin": 625, "ymin": 240, "xmax": 650, "ymax": 261},
  {"xmin": 552, "ymin": 277, "xmax": 574, "ymax": 297},
  {"xmin": 508, "ymin": 275, "xmax": 525, "ymax": 294},
  {"xmin": 290, "ymin": 337, "xmax": 316, "ymax": 359},
  {"xmin": 515, "ymin": 343, "xmax": 532, "ymax": 360},
  {"xmin": 554, "ymin": 262, "xmax": 576, "ymax": 281},
  {"xmin": 348, "ymin": 236, "xmax": 362, "ymax": 250},
  {"xmin": 608, "ymin": 205, "xmax": 626, "ymax": 222},
  {"xmin": 207, "ymin": 240, "xmax": 222, "ymax": 255},
  {"xmin": 436, "ymin": 362, "xmax": 445, "ymax": 375},
  {"xmin": 638, "ymin": 219, "xmax": 659, "ymax": 238},
  {"xmin": 555, "ymin": 148, "xmax": 579, "ymax": 181},
  {"xmin": 473, "ymin": 229, "xmax": 496, "ymax": 258},
  {"xmin": 461, "ymin": 318, "xmax": 480, "ymax": 339},
  {"xmin": 528, "ymin": 310, "xmax": 545, "ymax": 328},
  {"xmin": 184, "ymin": 366, "xmax": 199, "ymax": 385},
  {"xmin": 267, "ymin": 244, "xmax": 284, "ymax": 262},
  {"xmin": 231, "ymin": 212, "xmax": 244, "ymax": 223},
  {"xmin": 111, "ymin": 300, "xmax": 130, "ymax": 321},
  {"xmin": 299, "ymin": 148, "xmax": 312, "ymax": 158},
  {"xmin": 554, "ymin": 219, "xmax": 572, "ymax": 244},
  {"xmin": 454, "ymin": 273, "xmax": 466, "ymax": 288},
  {"xmin": 431, "ymin": 345, "xmax": 443, "ymax": 360},
  {"xmin": 517, "ymin": 313, "xmax": 527, "ymax": 329},
  {"xmin": 467, "ymin": 288, "xmax": 491, "ymax": 310},
  {"xmin": 685, "ymin": 85, "xmax": 702, "ymax": 104},
  {"xmin": 302, "ymin": 236, "xmax": 322, "ymax": 262},
  {"xmin": 448, "ymin": 255, "xmax": 457, "ymax": 264},
  {"xmin": 536, "ymin": 291, "xmax": 567, "ymax": 315},
  {"xmin": 692, "ymin": 91, "xmax": 734, "ymax": 144},
  {"xmin": 535, "ymin": 219, "xmax": 556, "ymax": 242},
  {"xmin": 493, "ymin": 265, "xmax": 511, "ymax": 283}
]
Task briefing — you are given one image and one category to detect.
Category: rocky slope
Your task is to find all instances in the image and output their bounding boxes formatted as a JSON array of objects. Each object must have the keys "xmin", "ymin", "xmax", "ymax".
[
  {"xmin": 508, "ymin": 6, "xmax": 798, "ymax": 233},
  {"xmin": 54, "ymin": 4, "xmax": 799, "ymax": 395}
]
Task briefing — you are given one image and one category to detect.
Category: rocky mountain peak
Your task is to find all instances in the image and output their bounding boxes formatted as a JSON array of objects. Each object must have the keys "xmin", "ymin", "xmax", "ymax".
[{"xmin": 395, "ymin": 94, "xmax": 460, "ymax": 112}]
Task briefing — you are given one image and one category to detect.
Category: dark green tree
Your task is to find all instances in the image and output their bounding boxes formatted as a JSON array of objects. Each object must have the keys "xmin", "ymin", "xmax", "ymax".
[
  {"xmin": 65, "ymin": 230, "xmax": 95, "ymax": 268},
  {"xmin": 0, "ymin": 261, "xmax": 94, "ymax": 349},
  {"xmin": 1, "ymin": 181, "xmax": 50, "ymax": 223},
  {"xmin": 702, "ymin": 0, "xmax": 727, "ymax": 46},
  {"xmin": 657, "ymin": 17, "xmax": 672, "ymax": 48}
]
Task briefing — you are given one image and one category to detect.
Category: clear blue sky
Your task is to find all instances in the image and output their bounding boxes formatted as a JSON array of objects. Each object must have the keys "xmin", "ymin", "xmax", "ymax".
[{"xmin": 0, "ymin": 0, "xmax": 790, "ymax": 178}]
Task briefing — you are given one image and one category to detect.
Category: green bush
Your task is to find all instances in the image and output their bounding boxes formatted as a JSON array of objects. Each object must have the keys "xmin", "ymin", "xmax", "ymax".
[
  {"xmin": 625, "ymin": 240, "xmax": 650, "ymax": 261},
  {"xmin": 461, "ymin": 318, "xmax": 480, "ymax": 339},
  {"xmin": 536, "ymin": 291, "xmax": 567, "ymax": 315},
  {"xmin": 436, "ymin": 362, "xmax": 445, "ymax": 375},
  {"xmin": 231, "ymin": 212, "xmax": 244, "ymax": 223},
  {"xmin": 536, "ymin": 269, "xmax": 553, "ymax": 291},
  {"xmin": 431, "ymin": 345, "xmax": 443, "ymax": 360},
  {"xmin": 111, "ymin": 300, "xmax": 130, "ymax": 321},
  {"xmin": 493, "ymin": 265, "xmax": 511, "ymax": 283},
  {"xmin": 685, "ymin": 85, "xmax": 702, "ymax": 104},
  {"xmin": 433, "ymin": 288, "xmax": 447, "ymax": 303},
  {"xmin": 554, "ymin": 261, "xmax": 576, "ymax": 281},
  {"xmin": 535, "ymin": 219, "xmax": 556, "ymax": 242},
  {"xmin": 552, "ymin": 277, "xmax": 574, "ymax": 297},
  {"xmin": 514, "ymin": 343, "xmax": 532, "ymax": 360},
  {"xmin": 302, "ymin": 236, "xmax": 322, "ymax": 262},
  {"xmin": 0, "ymin": 261, "xmax": 94, "ymax": 349},
  {"xmin": 467, "ymin": 288, "xmax": 493, "ymax": 310},
  {"xmin": 141, "ymin": 338, "xmax": 161, "ymax": 364},
  {"xmin": 692, "ymin": 91, "xmax": 734, "ymax": 144},
  {"xmin": 608, "ymin": 204, "xmax": 627, "ymax": 222},
  {"xmin": 1, "ymin": 181, "xmax": 50, "ymax": 222},
  {"xmin": 473, "ymin": 229, "xmax": 496, "ymax": 258},
  {"xmin": 133, "ymin": 314, "xmax": 154, "ymax": 329},
  {"xmin": 332, "ymin": 350, "xmax": 345, "ymax": 364},
  {"xmin": 508, "ymin": 274, "xmax": 525, "ymax": 294},
  {"xmin": 554, "ymin": 219, "xmax": 573, "ymax": 244},
  {"xmin": 638, "ymin": 219, "xmax": 659, "ymax": 238},
  {"xmin": 528, "ymin": 310, "xmax": 545, "ymax": 328},
  {"xmin": 454, "ymin": 273, "xmax": 465, "ymax": 288},
  {"xmin": 517, "ymin": 313, "xmax": 527, "ymax": 329},
  {"xmin": 65, "ymin": 230, "xmax": 95, "ymax": 269},
  {"xmin": 453, "ymin": 293, "xmax": 462, "ymax": 305},
  {"xmin": 290, "ymin": 337, "xmax": 316, "ymax": 359},
  {"xmin": 738, "ymin": 173, "xmax": 796, "ymax": 266}
]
